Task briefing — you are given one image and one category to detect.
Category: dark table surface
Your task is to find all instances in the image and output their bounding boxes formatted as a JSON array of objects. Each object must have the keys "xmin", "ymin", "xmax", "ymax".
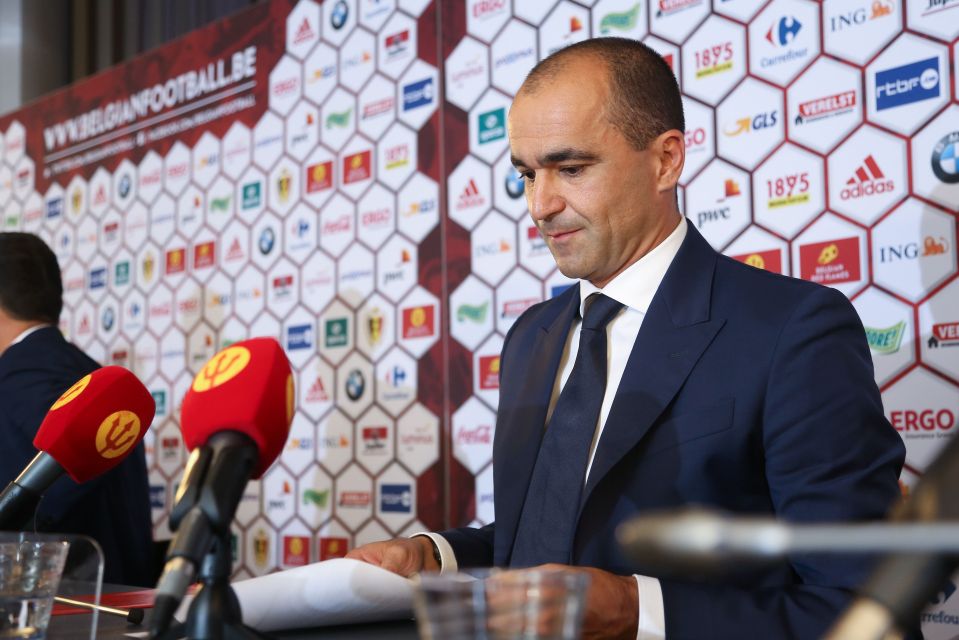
[
  {"xmin": 48, "ymin": 587, "xmax": 419, "ymax": 640},
  {"xmin": 49, "ymin": 610, "xmax": 419, "ymax": 639}
]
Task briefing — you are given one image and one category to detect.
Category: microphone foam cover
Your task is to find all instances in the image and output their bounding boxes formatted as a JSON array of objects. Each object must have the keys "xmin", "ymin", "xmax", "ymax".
[
  {"xmin": 181, "ymin": 338, "xmax": 294, "ymax": 478},
  {"xmin": 34, "ymin": 366, "xmax": 156, "ymax": 483}
]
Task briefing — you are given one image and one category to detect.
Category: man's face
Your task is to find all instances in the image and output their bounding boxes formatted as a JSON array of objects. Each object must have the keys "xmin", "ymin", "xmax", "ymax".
[{"xmin": 508, "ymin": 58, "xmax": 675, "ymax": 288}]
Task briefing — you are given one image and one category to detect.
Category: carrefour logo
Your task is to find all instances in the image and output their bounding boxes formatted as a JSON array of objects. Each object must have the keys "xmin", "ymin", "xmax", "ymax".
[{"xmin": 875, "ymin": 57, "xmax": 940, "ymax": 111}]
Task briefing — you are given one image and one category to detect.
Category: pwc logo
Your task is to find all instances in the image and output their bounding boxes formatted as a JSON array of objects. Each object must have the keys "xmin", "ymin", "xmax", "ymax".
[
  {"xmin": 96, "ymin": 410, "xmax": 141, "ymax": 459},
  {"xmin": 842, "ymin": 155, "xmax": 894, "ymax": 200},
  {"xmin": 192, "ymin": 346, "xmax": 251, "ymax": 392}
]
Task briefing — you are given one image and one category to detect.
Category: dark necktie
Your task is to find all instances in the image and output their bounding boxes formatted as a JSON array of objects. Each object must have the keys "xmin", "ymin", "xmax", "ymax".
[{"xmin": 510, "ymin": 293, "xmax": 625, "ymax": 567}]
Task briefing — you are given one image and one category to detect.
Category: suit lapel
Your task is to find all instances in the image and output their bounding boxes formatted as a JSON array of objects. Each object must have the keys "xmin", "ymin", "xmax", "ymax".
[
  {"xmin": 581, "ymin": 222, "xmax": 726, "ymax": 506},
  {"xmin": 494, "ymin": 285, "xmax": 580, "ymax": 564}
]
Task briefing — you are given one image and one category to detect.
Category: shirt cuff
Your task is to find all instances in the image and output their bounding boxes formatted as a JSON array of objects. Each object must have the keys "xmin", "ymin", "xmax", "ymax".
[
  {"xmin": 410, "ymin": 532, "xmax": 458, "ymax": 574},
  {"xmin": 634, "ymin": 575, "xmax": 665, "ymax": 640}
]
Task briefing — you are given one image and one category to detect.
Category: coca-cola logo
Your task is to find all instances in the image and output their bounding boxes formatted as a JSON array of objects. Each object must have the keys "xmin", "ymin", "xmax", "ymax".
[{"xmin": 457, "ymin": 424, "xmax": 492, "ymax": 445}]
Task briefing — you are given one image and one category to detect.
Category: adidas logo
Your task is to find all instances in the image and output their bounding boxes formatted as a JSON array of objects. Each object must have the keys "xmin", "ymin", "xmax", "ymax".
[
  {"xmin": 457, "ymin": 179, "xmax": 486, "ymax": 210},
  {"xmin": 293, "ymin": 18, "xmax": 315, "ymax": 44},
  {"xmin": 841, "ymin": 155, "xmax": 894, "ymax": 200}
]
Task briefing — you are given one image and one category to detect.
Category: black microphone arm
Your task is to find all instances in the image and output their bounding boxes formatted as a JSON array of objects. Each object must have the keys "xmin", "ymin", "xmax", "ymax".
[
  {"xmin": 149, "ymin": 430, "xmax": 259, "ymax": 639},
  {"xmin": 0, "ymin": 453, "xmax": 66, "ymax": 530}
]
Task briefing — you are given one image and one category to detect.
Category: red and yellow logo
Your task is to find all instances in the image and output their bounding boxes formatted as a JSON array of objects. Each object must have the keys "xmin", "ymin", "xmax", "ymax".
[
  {"xmin": 96, "ymin": 410, "xmax": 141, "ymax": 459},
  {"xmin": 193, "ymin": 346, "xmax": 251, "ymax": 392},
  {"xmin": 51, "ymin": 374, "xmax": 92, "ymax": 410},
  {"xmin": 286, "ymin": 373, "xmax": 295, "ymax": 424}
]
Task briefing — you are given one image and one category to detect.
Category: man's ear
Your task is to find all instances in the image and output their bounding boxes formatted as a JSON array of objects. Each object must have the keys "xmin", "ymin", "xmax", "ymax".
[{"xmin": 654, "ymin": 129, "xmax": 685, "ymax": 193}]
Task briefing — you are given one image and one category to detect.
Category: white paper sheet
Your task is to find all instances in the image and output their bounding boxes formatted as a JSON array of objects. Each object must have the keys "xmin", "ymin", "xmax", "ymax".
[{"xmin": 177, "ymin": 558, "xmax": 415, "ymax": 631}]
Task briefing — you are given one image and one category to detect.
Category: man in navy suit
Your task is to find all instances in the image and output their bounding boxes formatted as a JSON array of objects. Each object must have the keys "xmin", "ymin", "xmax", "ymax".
[
  {"xmin": 349, "ymin": 39, "xmax": 905, "ymax": 638},
  {"xmin": 0, "ymin": 232, "xmax": 154, "ymax": 586}
]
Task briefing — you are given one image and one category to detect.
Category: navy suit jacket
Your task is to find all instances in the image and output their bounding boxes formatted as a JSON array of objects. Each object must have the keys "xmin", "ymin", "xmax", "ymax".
[
  {"xmin": 0, "ymin": 326, "xmax": 154, "ymax": 586},
  {"xmin": 442, "ymin": 222, "xmax": 905, "ymax": 639}
]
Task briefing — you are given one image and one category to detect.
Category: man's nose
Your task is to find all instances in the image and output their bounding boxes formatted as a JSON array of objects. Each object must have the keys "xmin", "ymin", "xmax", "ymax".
[{"xmin": 527, "ymin": 173, "xmax": 564, "ymax": 221}]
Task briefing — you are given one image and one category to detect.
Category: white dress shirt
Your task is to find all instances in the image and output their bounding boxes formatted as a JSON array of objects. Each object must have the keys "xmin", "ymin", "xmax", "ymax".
[
  {"xmin": 9, "ymin": 324, "xmax": 51, "ymax": 347},
  {"xmin": 420, "ymin": 217, "xmax": 688, "ymax": 640}
]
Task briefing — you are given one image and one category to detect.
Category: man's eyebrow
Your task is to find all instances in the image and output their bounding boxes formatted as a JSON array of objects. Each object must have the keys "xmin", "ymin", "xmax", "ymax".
[{"xmin": 511, "ymin": 148, "xmax": 599, "ymax": 168}]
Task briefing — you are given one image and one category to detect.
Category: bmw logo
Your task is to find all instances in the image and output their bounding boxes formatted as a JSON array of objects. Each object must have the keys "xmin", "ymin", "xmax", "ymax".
[
  {"xmin": 932, "ymin": 131, "xmax": 959, "ymax": 184},
  {"xmin": 102, "ymin": 307, "xmax": 115, "ymax": 331},
  {"xmin": 259, "ymin": 228, "xmax": 276, "ymax": 254},
  {"xmin": 346, "ymin": 369, "xmax": 365, "ymax": 400},
  {"xmin": 331, "ymin": 0, "xmax": 348, "ymax": 29},
  {"xmin": 505, "ymin": 167, "xmax": 525, "ymax": 199}
]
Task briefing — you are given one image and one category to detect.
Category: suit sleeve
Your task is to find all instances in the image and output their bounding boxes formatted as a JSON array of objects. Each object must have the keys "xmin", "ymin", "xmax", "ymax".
[{"xmin": 659, "ymin": 285, "xmax": 906, "ymax": 640}]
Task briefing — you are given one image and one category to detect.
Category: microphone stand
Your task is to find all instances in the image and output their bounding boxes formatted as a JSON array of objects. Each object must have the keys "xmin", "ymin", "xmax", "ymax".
[
  {"xmin": 156, "ymin": 533, "xmax": 268, "ymax": 640},
  {"xmin": 152, "ymin": 432, "xmax": 266, "ymax": 640}
]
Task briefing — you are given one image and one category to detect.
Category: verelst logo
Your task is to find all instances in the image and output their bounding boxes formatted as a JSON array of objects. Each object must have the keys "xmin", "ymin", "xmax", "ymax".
[
  {"xmin": 842, "ymin": 155, "xmax": 894, "ymax": 200},
  {"xmin": 795, "ymin": 91, "xmax": 856, "ymax": 125},
  {"xmin": 928, "ymin": 322, "xmax": 959, "ymax": 349},
  {"xmin": 931, "ymin": 131, "xmax": 959, "ymax": 184},
  {"xmin": 875, "ymin": 57, "xmax": 940, "ymax": 111}
]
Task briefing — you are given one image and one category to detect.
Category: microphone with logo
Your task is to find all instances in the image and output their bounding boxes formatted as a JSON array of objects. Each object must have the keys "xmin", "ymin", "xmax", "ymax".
[
  {"xmin": 0, "ymin": 366, "xmax": 155, "ymax": 531},
  {"xmin": 149, "ymin": 338, "xmax": 293, "ymax": 640}
]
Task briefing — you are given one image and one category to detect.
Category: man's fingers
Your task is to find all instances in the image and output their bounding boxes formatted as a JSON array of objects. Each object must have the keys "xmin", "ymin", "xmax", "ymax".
[{"xmin": 380, "ymin": 543, "xmax": 416, "ymax": 576}]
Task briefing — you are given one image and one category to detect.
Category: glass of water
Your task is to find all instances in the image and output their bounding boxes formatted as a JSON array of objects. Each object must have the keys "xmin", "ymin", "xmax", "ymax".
[{"xmin": 0, "ymin": 534, "xmax": 70, "ymax": 640}]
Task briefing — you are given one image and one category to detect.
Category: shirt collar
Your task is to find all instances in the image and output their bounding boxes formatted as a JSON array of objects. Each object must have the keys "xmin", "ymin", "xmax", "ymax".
[
  {"xmin": 579, "ymin": 216, "xmax": 687, "ymax": 316},
  {"xmin": 10, "ymin": 324, "xmax": 53, "ymax": 347}
]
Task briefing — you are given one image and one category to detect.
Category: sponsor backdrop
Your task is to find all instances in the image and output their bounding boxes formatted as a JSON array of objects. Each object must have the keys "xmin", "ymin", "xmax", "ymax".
[{"xmin": 0, "ymin": 0, "xmax": 956, "ymax": 633}]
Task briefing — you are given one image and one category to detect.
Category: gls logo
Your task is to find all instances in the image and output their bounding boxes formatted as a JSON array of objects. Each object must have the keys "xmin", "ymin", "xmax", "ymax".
[
  {"xmin": 723, "ymin": 112, "xmax": 778, "ymax": 136},
  {"xmin": 875, "ymin": 57, "xmax": 940, "ymax": 111}
]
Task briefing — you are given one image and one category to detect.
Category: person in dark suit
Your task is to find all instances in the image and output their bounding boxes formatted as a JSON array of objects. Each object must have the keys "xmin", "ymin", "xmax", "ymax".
[
  {"xmin": 348, "ymin": 39, "xmax": 905, "ymax": 638},
  {"xmin": 0, "ymin": 232, "xmax": 154, "ymax": 586}
]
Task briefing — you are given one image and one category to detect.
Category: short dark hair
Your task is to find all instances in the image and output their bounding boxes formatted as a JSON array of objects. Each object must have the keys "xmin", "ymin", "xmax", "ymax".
[
  {"xmin": 0, "ymin": 232, "xmax": 63, "ymax": 323},
  {"xmin": 521, "ymin": 37, "xmax": 685, "ymax": 151}
]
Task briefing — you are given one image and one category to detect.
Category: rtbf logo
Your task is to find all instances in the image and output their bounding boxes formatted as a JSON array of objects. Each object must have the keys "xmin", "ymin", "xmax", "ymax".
[
  {"xmin": 842, "ymin": 155, "xmax": 894, "ymax": 200},
  {"xmin": 403, "ymin": 78, "xmax": 434, "ymax": 111},
  {"xmin": 875, "ymin": 57, "xmax": 940, "ymax": 111}
]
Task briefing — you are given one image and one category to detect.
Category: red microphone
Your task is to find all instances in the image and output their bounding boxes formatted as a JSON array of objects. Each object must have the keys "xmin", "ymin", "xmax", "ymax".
[
  {"xmin": 151, "ymin": 338, "xmax": 294, "ymax": 638},
  {"xmin": 0, "ymin": 366, "xmax": 155, "ymax": 530},
  {"xmin": 180, "ymin": 336, "xmax": 294, "ymax": 478}
]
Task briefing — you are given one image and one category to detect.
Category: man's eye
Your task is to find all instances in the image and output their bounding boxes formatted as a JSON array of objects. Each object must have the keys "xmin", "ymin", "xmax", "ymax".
[
  {"xmin": 521, "ymin": 171, "xmax": 535, "ymax": 182},
  {"xmin": 561, "ymin": 166, "xmax": 582, "ymax": 177}
]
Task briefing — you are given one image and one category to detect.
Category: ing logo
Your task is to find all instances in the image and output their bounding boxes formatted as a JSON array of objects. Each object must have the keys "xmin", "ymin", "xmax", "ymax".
[
  {"xmin": 96, "ymin": 410, "xmax": 141, "ymax": 459},
  {"xmin": 51, "ymin": 374, "xmax": 92, "ymax": 410},
  {"xmin": 193, "ymin": 346, "xmax": 251, "ymax": 392}
]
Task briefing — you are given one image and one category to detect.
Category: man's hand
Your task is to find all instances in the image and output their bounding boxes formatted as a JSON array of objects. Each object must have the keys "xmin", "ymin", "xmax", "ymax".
[
  {"xmin": 344, "ymin": 536, "xmax": 439, "ymax": 577},
  {"xmin": 512, "ymin": 564, "xmax": 638, "ymax": 640}
]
